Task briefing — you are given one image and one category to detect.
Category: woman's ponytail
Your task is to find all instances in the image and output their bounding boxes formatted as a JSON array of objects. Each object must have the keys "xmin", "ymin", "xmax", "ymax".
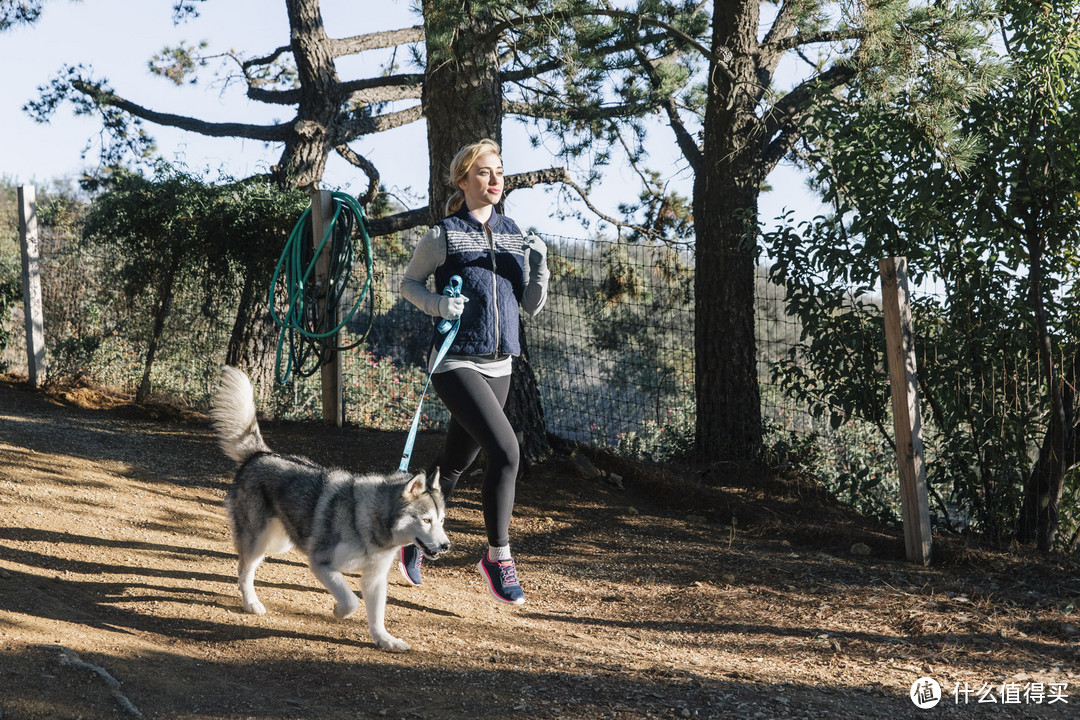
[
  {"xmin": 445, "ymin": 189, "xmax": 466, "ymax": 215},
  {"xmin": 446, "ymin": 138, "xmax": 501, "ymax": 215}
]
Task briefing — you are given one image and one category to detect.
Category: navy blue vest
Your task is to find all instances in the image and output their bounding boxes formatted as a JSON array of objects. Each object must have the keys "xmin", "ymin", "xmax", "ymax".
[{"xmin": 433, "ymin": 206, "xmax": 526, "ymax": 357}]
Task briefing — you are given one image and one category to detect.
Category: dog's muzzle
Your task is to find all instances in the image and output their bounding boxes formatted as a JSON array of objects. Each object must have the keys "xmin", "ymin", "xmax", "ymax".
[{"xmin": 415, "ymin": 537, "xmax": 451, "ymax": 559}]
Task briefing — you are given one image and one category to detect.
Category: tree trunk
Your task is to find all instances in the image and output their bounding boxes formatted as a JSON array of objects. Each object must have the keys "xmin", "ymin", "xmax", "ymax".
[
  {"xmin": 276, "ymin": 0, "xmax": 341, "ymax": 188},
  {"xmin": 226, "ymin": 262, "xmax": 279, "ymax": 395},
  {"xmin": 693, "ymin": 0, "xmax": 763, "ymax": 465},
  {"xmin": 229, "ymin": 0, "xmax": 342, "ymax": 386},
  {"xmin": 421, "ymin": 0, "xmax": 502, "ymax": 223},
  {"xmin": 1018, "ymin": 232, "xmax": 1068, "ymax": 550},
  {"xmin": 136, "ymin": 256, "xmax": 180, "ymax": 405},
  {"xmin": 1019, "ymin": 393, "xmax": 1072, "ymax": 550},
  {"xmin": 507, "ymin": 319, "xmax": 551, "ymax": 466}
]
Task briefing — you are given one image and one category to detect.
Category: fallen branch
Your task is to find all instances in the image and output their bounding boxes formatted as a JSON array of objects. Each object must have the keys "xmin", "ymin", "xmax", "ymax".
[{"xmin": 45, "ymin": 645, "xmax": 143, "ymax": 718}]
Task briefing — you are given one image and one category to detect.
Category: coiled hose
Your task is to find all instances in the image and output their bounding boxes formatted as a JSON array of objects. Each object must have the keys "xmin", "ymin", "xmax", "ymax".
[{"xmin": 269, "ymin": 191, "xmax": 374, "ymax": 384}]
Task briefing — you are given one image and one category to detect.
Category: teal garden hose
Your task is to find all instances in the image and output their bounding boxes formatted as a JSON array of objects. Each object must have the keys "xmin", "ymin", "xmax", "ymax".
[{"xmin": 269, "ymin": 191, "xmax": 374, "ymax": 384}]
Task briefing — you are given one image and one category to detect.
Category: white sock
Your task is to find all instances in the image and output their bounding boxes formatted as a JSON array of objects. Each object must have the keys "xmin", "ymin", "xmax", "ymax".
[{"xmin": 487, "ymin": 544, "xmax": 512, "ymax": 561}]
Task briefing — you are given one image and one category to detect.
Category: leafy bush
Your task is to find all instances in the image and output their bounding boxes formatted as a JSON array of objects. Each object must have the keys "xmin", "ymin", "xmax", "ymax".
[
  {"xmin": 344, "ymin": 348, "xmax": 448, "ymax": 431},
  {"xmin": 47, "ymin": 335, "xmax": 103, "ymax": 385},
  {"xmin": 614, "ymin": 398, "xmax": 695, "ymax": 463},
  {"xmin": 0, "ymin": 252, "xmax": 20, "ymax": 371}
]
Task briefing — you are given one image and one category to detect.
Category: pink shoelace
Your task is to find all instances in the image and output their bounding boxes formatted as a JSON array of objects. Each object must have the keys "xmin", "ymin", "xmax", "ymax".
[{"xmin": 497, "ymin": 558, "xmax": 519, "ymax": 586}]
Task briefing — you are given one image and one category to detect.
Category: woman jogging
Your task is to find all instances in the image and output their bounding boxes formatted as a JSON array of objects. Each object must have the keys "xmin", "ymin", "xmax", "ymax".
[{"xmin": 398, "ymin": 138, "xmax": 550, "ymax": 604}]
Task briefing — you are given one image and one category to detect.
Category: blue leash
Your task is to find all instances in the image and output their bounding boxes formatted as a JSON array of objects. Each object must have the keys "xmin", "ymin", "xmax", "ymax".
[{"xmin": 399, "ymin": 276, "xmax": 462, "ymax": 473}]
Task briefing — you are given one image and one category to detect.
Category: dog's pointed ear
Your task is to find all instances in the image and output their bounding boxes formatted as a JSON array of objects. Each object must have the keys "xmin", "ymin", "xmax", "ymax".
[
  {"xmin": 425, "ymin": 467, "xmax": 441, "ymax": 494},
  {"xmin": 404, "ymin": 472, "xmax": 426, "ymax": 499}
]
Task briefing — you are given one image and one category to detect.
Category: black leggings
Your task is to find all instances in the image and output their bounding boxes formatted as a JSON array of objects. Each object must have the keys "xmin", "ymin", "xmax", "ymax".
[{"xmin": 429, "ymin": 368, "xmax": 519, "ymax": 548}]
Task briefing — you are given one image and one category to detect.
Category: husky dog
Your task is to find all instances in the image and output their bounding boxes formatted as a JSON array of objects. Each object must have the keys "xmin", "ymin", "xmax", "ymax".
[{"xmin": 210, "ymin": 366, "xmax": 450, "ymax": 651}]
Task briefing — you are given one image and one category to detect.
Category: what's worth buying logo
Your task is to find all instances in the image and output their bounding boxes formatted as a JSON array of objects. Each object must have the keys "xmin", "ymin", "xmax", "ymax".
[
  {"xmin": 911, "ymin": 677, "xmax": 943, "ymax": 709},
  {"xmin": 910, "ymin": 676, "xmax": 1070, "ymax": 709}
]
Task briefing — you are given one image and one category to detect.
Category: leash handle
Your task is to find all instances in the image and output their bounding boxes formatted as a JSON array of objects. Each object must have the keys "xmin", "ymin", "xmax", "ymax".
[
  {"xmin": 399, "ymin": 275, "xmax": 463, "ymax": 473},
  {"xmin": 436, "ymin": 275, "xmax": 463, "ymax": 334}
]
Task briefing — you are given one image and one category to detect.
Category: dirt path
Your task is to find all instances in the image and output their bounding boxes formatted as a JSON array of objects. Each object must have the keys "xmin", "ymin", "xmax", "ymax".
[{"xmin": 1, "ymin": 376, "xmax": 1078, "ymax": 720}]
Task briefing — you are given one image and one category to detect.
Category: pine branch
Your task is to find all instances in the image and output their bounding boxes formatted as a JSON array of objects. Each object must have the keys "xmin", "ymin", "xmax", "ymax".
[
  {"xmin": 345, "ymin": 84, "xmax": 422, "ymax": 105},
  {"xmin": 614, "ymin": 126, "xmax": 653, "ymax": 186},
  {"xmin": 70, "ymin": 79, "xmax": 291, "ymax": 141},
  {"xmin": 247, "ymin": 86, "xmax": 300, "ymax": 105},
  {"xmin": 764, "ymin": 28, "xmax": 865, "ymax": 56},
  {"xmin": 242, "ymin": 45, "xmax": 292, "ymax": 71},
  {"xmin": 499, "ymin": 29, "xmax": 672, "ymax": 84},
  {"xmin": 244, "ymin": 73, "xmax": 422, "ymax": 107},
  {"xmin": 337, "ymin": 104, "xmax": 423, "ymax": 139},
  {"xmin": 505, "ymin": 167, "xmax": 571, "ymax": 191},
  {"xmin": 366, "ymin": 206, "xmax": 430, "ymax": 236},
  {"xmin": 334, "ymin": 144, "xmax": 380, "ymax": 207},
  {"xmin": 620, "ymin": 32, "xmax": 703, "ymax": 172},
  {"xmin": 659, "ymin": 94, "xmax": 702, "ymax": 174},
  {"xmin": 486, "ymin": 9, "xmax": 728, "ymax": 77},
  {"xmin": 339, "ymin": 73, "xmax": 424, "ymax": 103},
  {"xmin": 757, "ymin": 4, "xmax": 864, "ymax": 100},
  {"xmin": 760, "ymin": 63, "xmax": 857, "ymax": 176},
  {"xmin": 503, "ymin": 99, "xmax": 649, "ymax": 122},
  {"xmin": 500, "ymin": 58, "xmax": 566, "ymax": 84},
  {"xmin": 328, "ymin": 25, "xmax": 424, "ymax": 56},
  {"xmin": 364, "ymin": 167, "xmax": 644, "ymax": 238},
  {"xmin": 756, "ymin": 0, "xmax": 800, "ymax": 96},
  {"xmin": 507, "ymin": 166, "xmax": 663, "ymax": 240},
  {"xmin": 761, "ymin": 0, "xmax": 800, "ymax": 51}
]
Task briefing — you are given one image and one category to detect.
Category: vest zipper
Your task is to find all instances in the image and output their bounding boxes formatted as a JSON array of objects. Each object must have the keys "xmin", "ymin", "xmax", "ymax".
[{"xmin": 486, "ymin": 224, "xmax": 500, "ymax": 354}]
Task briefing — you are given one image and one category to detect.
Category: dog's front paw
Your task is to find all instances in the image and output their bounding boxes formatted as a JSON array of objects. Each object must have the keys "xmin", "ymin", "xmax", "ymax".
[
  {"xmin": 243, "ymin": 600, "xmax": 266, "ymax": 615},
  {"xmin": 374, "ymin": 634, "xmax": 411, "ymax": 652},
  {"xmin": 333, "ymin": 594, "xmax": 359, "ymax": 619}
]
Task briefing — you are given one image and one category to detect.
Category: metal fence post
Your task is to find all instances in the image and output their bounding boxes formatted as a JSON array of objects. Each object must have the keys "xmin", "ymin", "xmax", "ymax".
[
  {"xmin": 880, "ymin": 257, "xmax": 932, "ymax": 565},
  {"xmin": 18, "ymin": 185, "xmax": 46, "ymax": 388}
]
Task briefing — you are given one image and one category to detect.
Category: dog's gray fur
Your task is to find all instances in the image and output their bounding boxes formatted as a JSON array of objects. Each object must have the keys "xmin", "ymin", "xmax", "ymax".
[{"xmin": 210, "ymin": 366, "xmax": 450, "ymax": 651}]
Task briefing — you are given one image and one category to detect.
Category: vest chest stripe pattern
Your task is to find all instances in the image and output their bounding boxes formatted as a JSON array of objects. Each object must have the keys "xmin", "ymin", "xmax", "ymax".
[{"xmin": 443, "ymin": 229, "xmax": 525, "ymax": 256}]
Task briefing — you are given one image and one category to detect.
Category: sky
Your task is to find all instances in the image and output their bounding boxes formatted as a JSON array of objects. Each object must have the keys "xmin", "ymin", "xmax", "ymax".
[{"xmin": 0, "ymin": 0, "xmax": 824, "ymax": 238}]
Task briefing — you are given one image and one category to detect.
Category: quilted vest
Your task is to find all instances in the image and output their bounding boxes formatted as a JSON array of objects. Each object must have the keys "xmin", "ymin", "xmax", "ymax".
[{"xmin": 433, "ymin": 206, "xmax": 526, "ymax": 357}]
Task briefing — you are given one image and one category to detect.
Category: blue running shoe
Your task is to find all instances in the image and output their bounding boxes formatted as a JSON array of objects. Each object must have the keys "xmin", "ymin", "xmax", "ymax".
[
  {"xmin": 399, "ymin": 544, "xmax": 422, "ymax": 586},
  {"xmin": 477, "ymin": 553, "xmax": 526, "ymax": 604}
]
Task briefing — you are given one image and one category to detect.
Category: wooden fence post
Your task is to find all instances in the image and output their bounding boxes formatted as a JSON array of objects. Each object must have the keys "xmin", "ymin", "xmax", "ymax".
[
  {"xmin": 879, "ymin": 257, "xmax": 932, "ymax": 565},
  {"xmin": 310, "ymin": 188, "xmax": 344, "ymax": 427},
  {"xmin": 18, "ymin": 185, "xmax": 46, "ymax": 388}
]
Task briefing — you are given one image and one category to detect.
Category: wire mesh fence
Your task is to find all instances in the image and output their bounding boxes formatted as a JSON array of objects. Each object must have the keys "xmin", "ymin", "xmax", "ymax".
[
  {"xmin": 521, "ymin": 236, "xmax": 695, "ymax": 450},
  {"xmin": 9, "ymin": 223, "xmax": 814, "ymax": 462},
  {"xmin": 14, "ymin": 224, "xmax": 237, "ymax": 406}
]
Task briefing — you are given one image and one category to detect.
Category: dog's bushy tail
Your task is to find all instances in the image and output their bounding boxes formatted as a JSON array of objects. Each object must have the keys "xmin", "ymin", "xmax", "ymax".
[{"xmin": 211, "ymin": 366, "xmax": 270, "ymax": 463}]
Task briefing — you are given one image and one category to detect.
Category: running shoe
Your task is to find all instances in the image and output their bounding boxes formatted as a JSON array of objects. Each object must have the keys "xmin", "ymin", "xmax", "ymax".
[
  {"xmin": 399, "ymin": 544, "xmax": 422, "ymax": 586},
  {"xmin": 477, "ymin": 552, "xmax": 526, "ymax": 604}
]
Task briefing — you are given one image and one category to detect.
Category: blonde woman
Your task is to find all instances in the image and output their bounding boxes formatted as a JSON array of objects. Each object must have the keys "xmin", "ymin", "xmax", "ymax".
[{"xmin": 399, "ymin": 139, "xmax": 549, "ymax": 604}]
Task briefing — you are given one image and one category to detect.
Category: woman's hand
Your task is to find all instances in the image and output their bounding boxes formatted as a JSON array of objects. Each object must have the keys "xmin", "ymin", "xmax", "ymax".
[
  {"xmin": 524, "ymin": 234, "xmax": 547, "ymax": 270},
  {"xmin": 438, "ymin": 295, "xmax": 468, "ymax": 319}
]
